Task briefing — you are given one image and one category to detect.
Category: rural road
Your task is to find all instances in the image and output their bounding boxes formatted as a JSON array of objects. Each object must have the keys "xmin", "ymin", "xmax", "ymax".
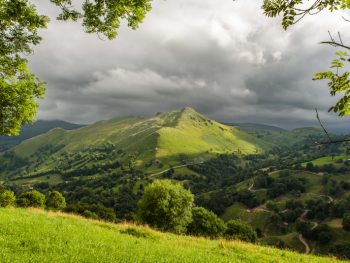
[
  {"xmin": 248, "ymin": 181, "xmax": 254, "ymax": 191},
  {"xmin": 298, "ymin": 210, "xmax": 312, "ymax": 254},
  {"xmin": 298, "ymin": 234, "xmax": 311, "ymax": 254},
  {"xmin": 149, "ymin": 161, "xmax": 204, "ymax": 178}
]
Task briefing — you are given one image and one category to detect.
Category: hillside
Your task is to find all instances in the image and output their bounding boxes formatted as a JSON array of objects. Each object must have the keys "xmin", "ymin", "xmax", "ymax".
[
  {"xmin": 216, "ymin": 165, "xmax": 350, "ymax": 257},
  {"xmin": 0, "ymin": 108, "xmax": 270, "ymax": 180},
  {"xmin": 245, "ymin": 127, "xmax": 326, "ymax": 147},
  {"xmin": 226, "ymin": 123, "xmax": 286, "ymax": 133},
  {"xmin": 0, "ymin": 120, "xmax": 83, "ymax": 152},
  {"xmin": 0, "ymin": 208, "xmax": 343, "ymax": 263}
]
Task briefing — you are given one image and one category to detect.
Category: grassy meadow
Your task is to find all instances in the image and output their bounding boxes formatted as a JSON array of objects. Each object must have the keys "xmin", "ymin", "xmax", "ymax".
[{"xmin": 0, "ymin": 208, "xmax": 345, "ymax": 263}]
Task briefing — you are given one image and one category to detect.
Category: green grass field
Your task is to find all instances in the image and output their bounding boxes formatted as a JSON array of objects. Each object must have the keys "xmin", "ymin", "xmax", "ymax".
[
  {"xmin": 0, "ymin": 208, "xmax": 344, "ymax": 263},
  {"xmin": 302, "ymin": 155, "xmax": 350, "ymax": 167}
]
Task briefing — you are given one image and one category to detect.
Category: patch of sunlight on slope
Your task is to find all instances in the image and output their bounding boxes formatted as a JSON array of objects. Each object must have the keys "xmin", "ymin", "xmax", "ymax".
[{"xmin": 156, "ymin": 108, "xmax": 264, "ymax": 159}]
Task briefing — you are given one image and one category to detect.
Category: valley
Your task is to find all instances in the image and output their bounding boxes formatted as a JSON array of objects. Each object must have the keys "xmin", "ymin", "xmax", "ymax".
[{"xmin": 1, "ymin": 108, "xmax": 350, "ymax": 260}]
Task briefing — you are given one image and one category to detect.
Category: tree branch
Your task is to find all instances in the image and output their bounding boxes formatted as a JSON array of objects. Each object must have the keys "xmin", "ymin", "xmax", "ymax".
[
  {"xmin": 316, "ymin": 108, "xmax": 333, "ymax": 143},
  {"xmin": 320, "ymin": 41, "xmax": 350, "ymax": 50}
]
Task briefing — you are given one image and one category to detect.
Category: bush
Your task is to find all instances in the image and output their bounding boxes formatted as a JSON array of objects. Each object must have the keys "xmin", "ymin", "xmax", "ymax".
[
  {"xmin": 82, "ymin": 210, "xmax": 99, "ymax": 220},
  {"xmin": 0, "ymin": 190, "xmax": 16, "ymax": 207},
  {"xmin": 16, "ymin": 197, "xmax": 30, "ymax": 208},
  {"xmin": 46, "ymin": 191, "xmax": 66, "ymax": 210},
  {"xmin": 343, "ymin": 213, "xmax": 350, "ymax": 231},
  {"xmin": 329, "ymin": 243, "xmax": 350, "ymax": 260},
  {"xmin": 225, "ymin": 219, "xmax": 257, "ymax": 243},
  {"xmin": 64, "ymin": 203, "xmax": 116, "ymax": 222},
  {"xmin": 138, "ymin": 180, "xmax": 194, "ymax": 233},
  {"xmin": 17, "ymin": 190, "xmax": 45, "ymax": 208},
  {"xmin": 187, "ymin": 207, "xmax": 226, "ymax": 238}
]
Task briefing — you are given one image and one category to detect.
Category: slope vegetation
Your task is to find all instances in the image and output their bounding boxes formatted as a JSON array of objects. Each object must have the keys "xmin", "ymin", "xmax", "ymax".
[{"xmin": 0, "ymin": 208, "xmax": 343, "ymax": 263}]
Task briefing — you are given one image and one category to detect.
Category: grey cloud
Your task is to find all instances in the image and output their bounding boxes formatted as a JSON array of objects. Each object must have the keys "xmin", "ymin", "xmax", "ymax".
[{"xmin": 26, "ymin": 0, "xmax": 350, "ymax": 132}]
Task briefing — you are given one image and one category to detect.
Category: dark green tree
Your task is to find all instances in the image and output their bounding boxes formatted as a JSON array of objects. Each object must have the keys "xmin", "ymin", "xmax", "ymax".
[
  {"xmin": 17, "ymin": 190, "xmax": 45, "ymax": 208},
  {"xmin": 225, "ymin": 219, "xmax": 257, "ymax": 243},
  {"xmin": 138, "ymin": 180, "xmax": 194, "ymax": 234},
  {"xmin": 343, "ymin": 213, "xmax": 350, "ymax": 231},
  {"xmin": 46, "ymin": 191, "xmax": 66, "ymax": 210},
  {"xmin": 187, "ymin": 207, "xmax": 226, "ymax": 238}
]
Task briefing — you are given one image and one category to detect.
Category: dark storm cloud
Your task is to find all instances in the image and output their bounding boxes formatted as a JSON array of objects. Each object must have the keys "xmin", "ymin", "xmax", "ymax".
[{"xmin": 27, "ymin": 0, "xmax": 350, "ymax": 131}]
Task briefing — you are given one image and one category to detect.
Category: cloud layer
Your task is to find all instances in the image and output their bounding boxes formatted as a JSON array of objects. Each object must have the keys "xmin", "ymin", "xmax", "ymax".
[{"xmin": 29, "ymin": 0, "xmax": 350, "ymax": 131}]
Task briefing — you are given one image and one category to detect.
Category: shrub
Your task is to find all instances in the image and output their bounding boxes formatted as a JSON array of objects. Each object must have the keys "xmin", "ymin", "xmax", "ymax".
[
  {"xmin": 82, "ymin": 210, "xmax": 99, "ymax": 220},
  {"xmin": 343, "ymin": 213, "xmax": 350, "ymax": 231},
  {"xmin": 17, "ymin": 190, "xmax": 45, "ymax": 208},
  {"xmin": 187, "ymin": 207, "xmax": 226, "ymax": 238},
  {"xmin": 0, "ymin": 190, "xmax": 16, "ymax": 207},
  {"xmin": 16, "ymin": 197, "xmax": 30, "ymax": 208},
  {"xmin": 46, "ymin": 191, "xmax": 66, "ymax": 210},
  {"xmin": 64, "ymin": 203, "xmax": 116, "ymax": 221},
  {"xmin": 225, "ymin": 219, "xmax": 257, "ymax": 243},
  {"xmin": 138, "ymin": 180, "xmax": 194, "ymax": 233}
]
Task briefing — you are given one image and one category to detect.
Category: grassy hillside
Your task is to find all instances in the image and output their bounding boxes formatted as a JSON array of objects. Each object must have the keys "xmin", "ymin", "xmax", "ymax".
[
  {"xmin": 0, "ymin": 108, "xmax": 270, "ymax": 181},
  {"xmin": 226, "ymin": 123, "xmax": 286, "ymax": 133},
  {"xmin": 0, "ymin": 120, "xmax": 83, "ymax": 152},
  {"xmin": 0, "ymin": 208, "xmax": 343, "ymax": 263},
  {"xmin": 239, "ymin": 126, "xmax": 327, "ymax": 147},
  {"xmin": 218, "ymin": 167, "xmax": 350, "ymax": 256}
]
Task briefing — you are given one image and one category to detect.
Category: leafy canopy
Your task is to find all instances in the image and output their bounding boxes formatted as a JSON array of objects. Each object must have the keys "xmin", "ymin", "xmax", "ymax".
[
  {"xmin": 16, "ymin": 190, "xmax": 46, "ymax": 208},
  {"xmin": 187, "ymin": 207, "xmax": 226, "ymax": 238},
  {"xmin": 138, "ymin": 180, "xmax": 194, "ymax": 234},
  {"xmin": 46, "ymin": 191, "xmax": 66, "ymax": 210},
  {"xmin": 262, "ymin": 0, "xmax": 350, "ymax": 116},
  {"xmin": 0, "ymin": 0, "xmax": 152, "ymax": 136},
  {"xmin": 225, "ymin": 219, "xmax": 257, "ymax": 243},
  {"xmin": 0, "ymin": 190, "xmax": 16, "ymax": 207}
]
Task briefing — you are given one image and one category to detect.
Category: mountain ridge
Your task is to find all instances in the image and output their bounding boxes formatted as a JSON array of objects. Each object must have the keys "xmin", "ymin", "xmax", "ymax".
[{"xmin": 0, "ymin": 108, "xmax": 271, "ymax": 180}]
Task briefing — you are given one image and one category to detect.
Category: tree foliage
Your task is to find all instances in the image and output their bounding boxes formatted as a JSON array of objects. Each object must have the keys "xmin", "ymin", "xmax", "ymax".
[
  {"xmin": 138, "ymin": 180, "xmax": 194, "ymax": 234},
  {"xmin": 187, "ymin": 207, "xmax": 226, "ymax": 238},
  {"xmin": 0, "ymin": 0, "xmax": 152, "ymax": 135},
  {"xmin": 17, "ymin": 190, "xmax": 46, "ymax": 208},
  {"xmin": 343, "ymin": 213, "xmax": 350, "ymax": 231},
  {"xmin": 46, "ymin": 191, "xmax": 66, "ymax": 210},
  {"xmin": 0, "ymin": 190, "xmax": 16, "ymax": 207},
  {"xmin": 262, "ymin": 0, "xmax": 350, "ymax": 116},
  {"xmin": 225, "ymin": 219, "xmax": 257, "ymax": 243}
]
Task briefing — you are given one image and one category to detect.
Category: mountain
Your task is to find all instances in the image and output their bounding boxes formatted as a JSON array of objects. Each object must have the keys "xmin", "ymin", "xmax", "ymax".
[
  {"xmin": 0, "ymin": 120, "xmax": 83, "ymax": 152},
  {"xmin": 0, "ymin": 108, "xmax": 271, "ymax": 179},
  {"xmin": 0, "ymin": 208, "xmax": 341, "ymax": 263}
]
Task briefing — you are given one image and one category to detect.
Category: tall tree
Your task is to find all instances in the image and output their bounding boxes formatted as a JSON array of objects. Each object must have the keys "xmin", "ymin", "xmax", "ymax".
[
  {"xmin": 262, "ymin": 0, "xmax": 350, "ymax": 116},
  {"xmin": 0, "ymin": 0, "xmax": 152, "ymax": 136}
]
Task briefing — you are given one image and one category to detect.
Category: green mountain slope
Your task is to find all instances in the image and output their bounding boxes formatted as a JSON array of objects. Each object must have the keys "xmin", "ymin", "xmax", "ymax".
[
  {"xmin": 0, "ymin": 120, "xmax": 83, "ymax": 152},
  {"xmin": 245, "ymin": 127, "xmax": 326, "ymax": 147},
  {"xmin": 226, "ymin": 122, "xmax": 286, "ymax": 133},
  {"xmin": 0, "ymin": 108, "xmax": 271, "ymax": 179},
  {"xmin": 0, "ymin": 208, "xmax": 343, "ymax": 263}
]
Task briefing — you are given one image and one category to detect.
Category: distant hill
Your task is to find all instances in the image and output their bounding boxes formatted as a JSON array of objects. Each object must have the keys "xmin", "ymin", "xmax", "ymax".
[
  {"xmin": 0, "ymin": 208, "xmax": 341, "ymax": 263},
  {"xmin": 0, "ymin": 120, "xmax": 83, "ymax": 152},
  {"xmin": 225, "ymin": 123, "xmax": 329, "ymax": 147},
  {"xmin": 225, "ymin": 122, "xmax": 286, "ymax": 133},
  {"xmin": 0, "ymin": 107, "xmax": 271, "ymax": 180}
]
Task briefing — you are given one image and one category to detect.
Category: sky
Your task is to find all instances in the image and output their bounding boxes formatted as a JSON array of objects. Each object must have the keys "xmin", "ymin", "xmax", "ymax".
[{"xmin": 29, "ymin": 0, "xmax": 350, "ymax": 131}]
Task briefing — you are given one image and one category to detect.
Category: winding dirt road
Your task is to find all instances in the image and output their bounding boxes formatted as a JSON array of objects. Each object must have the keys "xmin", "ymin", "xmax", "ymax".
[{"xmin": 298, "ymin": 234, "xmax": 311, "ymax": 254}]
